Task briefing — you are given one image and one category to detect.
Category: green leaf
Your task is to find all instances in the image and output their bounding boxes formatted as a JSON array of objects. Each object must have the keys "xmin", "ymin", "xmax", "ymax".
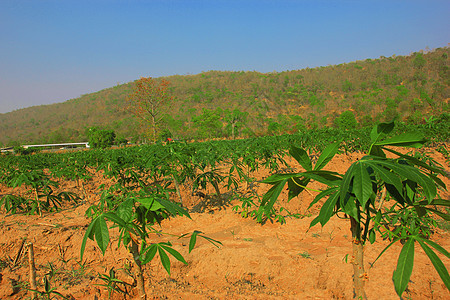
[
  {"xmin": 369, "ymin": 229, "xmax": 376, "ymax": 244},
  {"xmin": 189, "ymin": 231, "xmax": 200, "ymax": 253},
  {"xmin": 261, "ymin": 179, "xmax": 288, "ymax": 216},
  {"xmin": 116, "ymin": 198, "xmax": 134, "ymax": 222},
  {"xmin": 139, "ymin": 197, "xmax": 164, "ymax": 211},
  {"xmin": 287, "ymin": 177, "xmax": 310, "ymax": 201},
  {"xmin": 261, "ymin": 173, "xmax": 298, "ymax": 184},
  {"xmin": 424, "ymin": 207, "xmax": 450, "ymax": 221},
  {"xmin": 141, "ymin": 244, "xmax": 158, "ymax": 265},
  {"xmin": 158, "ymin": 245, "xmax": 171, "ymax": 275},
  {"xmin": 301, "ymin": 170, "xmax": 342, "ymax": 186},
  {"xmin": 312, "ymin": 191, "xmax": 339, "ymax": 227},
  {"xmin": 341, "ymin": 194, "xmax": 358, "ymax": 220},
  {"xmin": 393, "ymin": 238, "xmax": 415, "ymax": 297},
  {"xmin": 161, "ymin": 244, "xmax": 188, "ymax": 265},
  {"xmin": 417, "ymin": 240, "xmax": 450, "ymax": 291},
  {"xmin": 371, "ymin": 237, "xmax": 401, "ymax": 268},
  {"xmin": 103, "ymin": 212, "xmax": 127, "ymax": 228},
  {"xmin": 314, "ymin": 141, "xmax": 341, "ymax": 171},
  {"xmin": 383, "ymin": 148, "xmax": 447, "ymax": 178},
  {"xmin": 416, "ymin": 237, "xmax": 450, "ymax": 258},
  {"xmin": 369, "ymin": 145, "xmax": 386, "ymax": 157},
  {"xmin": 376, "ymin": 160, "xmax": 437, "ymax": 202},
  {"xmin": 370, "ymin": 121, "xmax": 394, "ymax": 144},
  {"xmin": 352, "ymin": 162, "xmax": 373, "ymax": 207},
  {"xmin": 308, "ymin": 186, "xmax": 338, "ymax": 209},
  {"xmin": 158, "ymin": 197, "xmax": 191, "ymax": 219},
  {"xmin": 94, "ymin": 216, "xmax": 110, "ymax": 256},
  {"xmin": 290, "ymin": 146, "xmax": 312, "ymax": 171},
  {"xmin": 375, "ymin": 132, "xmax": 426, "ymax": 148},
  {"xmin": 366, "ymin": 161, "xmax": 402, "ymax": 194},
  {"xmin": 340, "ymin": 163, "xmax": 356, "ymax": 204},
  {"xmin": 80, "ymin": 217, "xmax": 98, "ymax": 260}
]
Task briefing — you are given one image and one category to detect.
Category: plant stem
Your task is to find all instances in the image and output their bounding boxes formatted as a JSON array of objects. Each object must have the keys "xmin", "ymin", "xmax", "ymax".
[
  {"xmin": 350, "ymin": 217, "xmax": 367, "ymax": 299},
  {"xmin": 28, "ymin": 243, "xmax": 38, "ymax": 300},
  {"xmin": 172, "ymin": 174, "xmax": 183, "ymax": 206},
  {"xmin": 212, "ymin": 181, "xmax": 222, "ymax": 205},
  {"xmin": 130, "ymin": 239, "xmax": 146, "ymax": 299},
  {"xmin": 34, "ymin": 188, "xmax": 41, "ymax": 216}
]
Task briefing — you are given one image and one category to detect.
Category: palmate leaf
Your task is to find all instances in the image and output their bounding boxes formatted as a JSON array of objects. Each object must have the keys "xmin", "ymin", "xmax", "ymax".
[
  {"xmin": 144, "ymin": 242, "xmax": 188, "ymax": 275},
  {"xmin": 181, "ymin": 230, "xmax": 222, "ymax": 253},
  {"xmin": 142, "ymin": 244, "xmax": 158, "ymax": 264},
  {"xmin": 393, "ymin": 238, "xmax": 415, "ymax": 297}
]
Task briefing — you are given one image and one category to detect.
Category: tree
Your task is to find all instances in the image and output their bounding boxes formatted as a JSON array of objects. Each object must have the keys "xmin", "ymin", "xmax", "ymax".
[
  {"xmin": 126, "ymin": 77, "xmax": 173, "ymax": 142},
  {"xmin": 334, "ymin": 110, "xmax": 358, "ymax": 130},
  {"xmin": 87, "ymin": 127, "xmax": 116, "ymax": 149},
  {"xmin": 192, "ymin": 108, "xmax": 223, "ymax": 139},
  {"xmin": 224, "ymin": 109, "xmax": 248, "ymax": 139}
]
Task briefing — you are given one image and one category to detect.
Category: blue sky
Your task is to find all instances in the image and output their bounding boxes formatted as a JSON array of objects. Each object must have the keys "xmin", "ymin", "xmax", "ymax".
[{"xmin": 0, "ymin": 0, "xmax": 449, "ymax": 114}]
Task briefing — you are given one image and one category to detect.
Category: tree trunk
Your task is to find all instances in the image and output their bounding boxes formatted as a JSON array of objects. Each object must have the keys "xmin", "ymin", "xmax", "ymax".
[
  {"xmin": 350, "ymin": 217, "xmax": 367, "ymax": 299},
  {"xmin": 151, "ymin": 114, "xmax": 156, "ymax": 143}
]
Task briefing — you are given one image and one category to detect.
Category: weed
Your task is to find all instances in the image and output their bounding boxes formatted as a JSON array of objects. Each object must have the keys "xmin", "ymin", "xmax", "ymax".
[{"xmin": 298, "ymin": 251, "xmax": 311, "ymax": 259}]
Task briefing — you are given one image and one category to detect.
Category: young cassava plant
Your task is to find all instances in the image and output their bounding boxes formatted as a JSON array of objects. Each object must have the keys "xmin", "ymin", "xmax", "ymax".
[
  {"xmin": 258, "ymin": 121, "xmax": 449, "ymax": 298},
  {"xmin": 81, "ymin": 186, "xmax": 221, "ymax": 299}
]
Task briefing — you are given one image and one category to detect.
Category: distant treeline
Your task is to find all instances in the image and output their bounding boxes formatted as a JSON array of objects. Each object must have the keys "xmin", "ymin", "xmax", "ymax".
[{"xmin": 0, "ymin": 47, "xmax": 448, "ymax": 146}]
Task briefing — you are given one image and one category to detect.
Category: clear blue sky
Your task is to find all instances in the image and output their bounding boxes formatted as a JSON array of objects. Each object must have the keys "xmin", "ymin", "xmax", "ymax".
[{"xmin": 1, "ymin": 0, "xmax": 449, "ymax": 114}]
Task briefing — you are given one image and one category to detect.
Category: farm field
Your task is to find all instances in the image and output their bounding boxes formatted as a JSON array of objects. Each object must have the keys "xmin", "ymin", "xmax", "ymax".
[{"xmin": 0, "ymin": 139, "xmax": 449, "ymax": 299}]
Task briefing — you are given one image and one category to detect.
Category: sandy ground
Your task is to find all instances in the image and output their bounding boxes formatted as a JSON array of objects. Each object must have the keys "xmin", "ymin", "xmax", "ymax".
[{"xmin": 0, "ymin": 148, "xmax": 449, "ymax": 299}]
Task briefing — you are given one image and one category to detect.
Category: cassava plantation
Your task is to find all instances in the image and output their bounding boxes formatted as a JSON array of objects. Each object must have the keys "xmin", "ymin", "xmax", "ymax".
[
  {"xmin": 0, "ymin": 47, "xmax": 449, "ymax": 299},
  {"xmin": 0, "ymin": 121, "xmax": 449, "ymax": 299}
]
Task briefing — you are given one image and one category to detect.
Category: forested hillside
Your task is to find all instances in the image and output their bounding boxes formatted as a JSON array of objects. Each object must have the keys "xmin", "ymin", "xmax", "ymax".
[{"xmin": 0, "ymin": 47, "xmax": 448, "ymax": 146}]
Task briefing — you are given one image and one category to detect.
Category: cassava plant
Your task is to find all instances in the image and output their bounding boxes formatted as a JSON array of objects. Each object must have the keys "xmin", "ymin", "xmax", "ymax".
[
  {"xmin": 81, "ymin": 185, "xmax": 221, "ymax": 299},
  {"xmin": 259, "ymin": 121, "xmax": 449, "ymax": 298}
]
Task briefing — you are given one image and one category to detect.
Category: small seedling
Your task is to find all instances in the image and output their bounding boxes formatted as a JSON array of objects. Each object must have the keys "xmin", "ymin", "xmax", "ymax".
[
  {"xmin": 298, "ymin": 251, "xmax": 311, "ymax": 259},
  {"xmin": 95, "ymin": 268, "xmax": 130, "ymax": 299}
]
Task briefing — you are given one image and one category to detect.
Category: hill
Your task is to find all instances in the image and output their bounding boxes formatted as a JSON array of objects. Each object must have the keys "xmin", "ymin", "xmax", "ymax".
[{"xmin": 0, "ymin": 47, "xmax": 448, "ymax": 146}]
